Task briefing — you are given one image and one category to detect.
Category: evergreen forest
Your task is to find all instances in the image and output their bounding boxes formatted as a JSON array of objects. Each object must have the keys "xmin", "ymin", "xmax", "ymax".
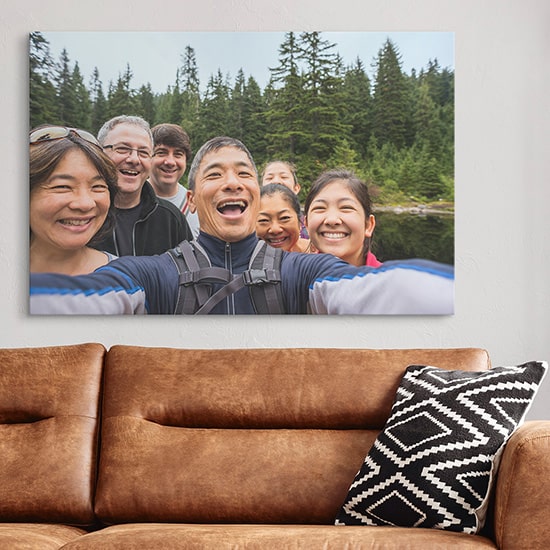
[{"xmin": 29, "ymin": 31, "xmax": 454, "ymax": 205}]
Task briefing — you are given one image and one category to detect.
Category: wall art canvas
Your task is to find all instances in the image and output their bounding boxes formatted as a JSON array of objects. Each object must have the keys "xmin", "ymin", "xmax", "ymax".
[{"xmin": 29, "ymin": 31, "xmax": 454, "ymax": 315}]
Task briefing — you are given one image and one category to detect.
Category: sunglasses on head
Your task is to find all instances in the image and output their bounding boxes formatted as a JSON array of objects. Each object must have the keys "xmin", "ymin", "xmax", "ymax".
[{"xmin": 29, "ymin": 126, "xmax": 101, "ymax": 148}]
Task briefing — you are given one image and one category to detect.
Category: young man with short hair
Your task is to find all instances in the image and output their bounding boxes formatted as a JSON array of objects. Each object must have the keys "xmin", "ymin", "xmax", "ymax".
[{"xmin": 150, "ymin": 123, "xmax": 200, "ymax": 238}]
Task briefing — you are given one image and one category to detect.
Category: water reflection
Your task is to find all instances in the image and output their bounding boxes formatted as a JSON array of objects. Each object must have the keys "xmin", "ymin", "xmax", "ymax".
[{"xmin": 371, "ymin": 211, "xmax": 454, "ymax": 265}]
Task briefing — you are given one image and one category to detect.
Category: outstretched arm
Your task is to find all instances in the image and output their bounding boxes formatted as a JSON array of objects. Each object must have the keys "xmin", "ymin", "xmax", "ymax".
[
  {"xmin": 30, "ymin": 253, "xmax": 179, "ymax": 315},
  {"xmin": 281, "ymin": 253, "xmax": 454, "ymax": 315},
  {"xmin": 30, "ymin": 267, "xmax": 146, "ymax": 315},
  {"xmin": 309, "ymin": 259, "xmax": 454, "ymax": 315}
]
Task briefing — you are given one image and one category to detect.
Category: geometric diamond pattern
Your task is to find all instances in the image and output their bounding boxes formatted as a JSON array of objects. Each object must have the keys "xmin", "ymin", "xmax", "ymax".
[{"xmin": 335, "ymin": 361, "xmax": 547, "ymax": 534}]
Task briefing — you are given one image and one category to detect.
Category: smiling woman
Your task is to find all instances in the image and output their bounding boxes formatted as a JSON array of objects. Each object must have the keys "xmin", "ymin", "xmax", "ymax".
[
  {"xmin": 304, "ymin": 169, "xmax": 381, "ymax": 267},
  {"xmin": 29, "ymin": 125, "xmax": 119, "ymax": 275},
  {"xmin": 257, "ymin": 183, "xmax": 311, "ymax": 253}
]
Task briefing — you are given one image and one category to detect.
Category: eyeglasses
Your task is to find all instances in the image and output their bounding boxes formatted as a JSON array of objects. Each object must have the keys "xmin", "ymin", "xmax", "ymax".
[
  {"xmin": 103, "ymin": 144, "xmax": 152, "ymax": 160},
  {"xmin": 29, "ymin": 126, "xmax": 101, "ymax": 148}
]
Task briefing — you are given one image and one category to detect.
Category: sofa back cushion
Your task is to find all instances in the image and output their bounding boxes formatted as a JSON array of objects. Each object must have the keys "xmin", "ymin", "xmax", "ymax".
[
  {"xmin": 95, "ymin": 347, "xmax": 489, "ymax": 525},
  {"xmin": 0, "ymin": 343, "xmax": 105, "ymax": 525}
]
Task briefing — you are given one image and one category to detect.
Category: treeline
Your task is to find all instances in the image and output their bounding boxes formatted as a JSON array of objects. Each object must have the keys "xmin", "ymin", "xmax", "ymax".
[{"xmin": 30, "ymin": 31, "xmax": 454, "ymax": 203}]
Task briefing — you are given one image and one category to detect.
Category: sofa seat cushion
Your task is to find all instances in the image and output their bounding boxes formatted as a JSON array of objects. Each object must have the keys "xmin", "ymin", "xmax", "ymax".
[
  {"xmin": 59, "ymin": 523, "xmax": 497, "ymax": 549},
  {"xmin": 0, "ymin": 523, "xmax": 86, "ymax": 549},
  {"xmin": 96, "ymin": 420, "xmax": 377, "ymax": 524}
]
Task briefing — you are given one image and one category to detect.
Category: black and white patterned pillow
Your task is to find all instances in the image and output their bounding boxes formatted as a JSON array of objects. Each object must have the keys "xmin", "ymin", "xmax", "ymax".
[{"xmin": 335, "ymin": 361, "xmax": 547, "ymax": 533}]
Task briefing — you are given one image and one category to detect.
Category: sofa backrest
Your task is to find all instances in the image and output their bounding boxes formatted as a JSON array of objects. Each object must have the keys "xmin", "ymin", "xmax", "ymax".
[
  {"xmin": 95, "ymin": 346, "xmax": 490, "ymax": 525},
  {"xmin": 0, "ymin": 343, "xmax": 105, "ymax": 525}
]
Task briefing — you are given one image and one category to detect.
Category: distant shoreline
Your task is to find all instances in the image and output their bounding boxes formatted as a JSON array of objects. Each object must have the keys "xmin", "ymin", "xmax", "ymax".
[{"xmin": 374, "ymin": 204, "xmax": 454, "ymax": 216}]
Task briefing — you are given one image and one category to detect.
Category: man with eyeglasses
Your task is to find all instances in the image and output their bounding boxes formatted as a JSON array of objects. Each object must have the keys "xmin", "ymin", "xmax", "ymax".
[{"xmin": 93, "ymin": 115, "xmax": 192, "ymax": 256}]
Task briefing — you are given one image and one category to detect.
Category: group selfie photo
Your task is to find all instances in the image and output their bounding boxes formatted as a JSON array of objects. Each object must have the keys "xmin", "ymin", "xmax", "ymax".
[{"xmin": 29, "ymin": 31, "xmax": 455, "ymax": 315}]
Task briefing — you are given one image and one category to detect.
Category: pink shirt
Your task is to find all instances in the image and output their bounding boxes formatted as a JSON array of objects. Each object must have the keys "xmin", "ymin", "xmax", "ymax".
[{"xmin": 366, "ymin": 251, "xmax": 382, "ymax": 267}]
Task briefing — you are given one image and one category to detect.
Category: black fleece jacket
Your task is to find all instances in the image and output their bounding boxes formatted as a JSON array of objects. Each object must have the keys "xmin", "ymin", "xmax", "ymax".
[{"xmin": 94, "ymin": 181, "xmax": 192, "ymax": 256}]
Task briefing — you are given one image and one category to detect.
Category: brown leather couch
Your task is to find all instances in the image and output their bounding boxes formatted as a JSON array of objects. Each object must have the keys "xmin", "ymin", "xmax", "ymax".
[{"xmin": 0, "ymin": 344, "xmax": 548, "ymax": 549}]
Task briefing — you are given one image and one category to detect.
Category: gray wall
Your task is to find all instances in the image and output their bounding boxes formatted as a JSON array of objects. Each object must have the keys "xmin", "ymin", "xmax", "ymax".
[{"xmin": 6, "ymin": 0, "xmax": 549, "ymax": 419}]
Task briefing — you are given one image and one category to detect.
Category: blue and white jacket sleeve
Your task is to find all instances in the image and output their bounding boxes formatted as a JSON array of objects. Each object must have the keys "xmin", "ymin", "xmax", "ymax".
[
  {"xmin": 30, "ymin": 254, "xmax": 179, "ymax": 315},
  {"xmin": 281, "ymin": 253, "xmax": 454, "ymax": 315}
]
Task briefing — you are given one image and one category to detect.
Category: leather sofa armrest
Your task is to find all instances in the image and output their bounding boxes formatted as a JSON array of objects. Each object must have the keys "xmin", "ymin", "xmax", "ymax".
[{"xmin": 493, "ymin": 420, "xmax": 550, "ymax": 550}]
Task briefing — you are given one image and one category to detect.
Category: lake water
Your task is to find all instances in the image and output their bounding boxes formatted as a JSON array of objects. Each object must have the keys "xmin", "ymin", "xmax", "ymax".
[{"xmin": 370, "ymin": 211, "xmax": 454, "ymax": 265}]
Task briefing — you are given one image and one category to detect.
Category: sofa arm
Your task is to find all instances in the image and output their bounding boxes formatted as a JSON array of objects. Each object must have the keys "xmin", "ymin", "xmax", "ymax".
[{"xmin": 493, "ymin": 420, "xmax": 550, "ymax": 550}]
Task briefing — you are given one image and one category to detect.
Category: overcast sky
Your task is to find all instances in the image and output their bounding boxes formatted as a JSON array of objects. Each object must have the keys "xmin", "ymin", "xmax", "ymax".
[{"xmin": 41, "ymin": 31, "xmax": 454, "ymax": 94}]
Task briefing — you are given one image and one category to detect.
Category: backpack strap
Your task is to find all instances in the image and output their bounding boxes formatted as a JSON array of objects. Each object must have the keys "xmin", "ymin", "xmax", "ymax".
[
  {"xmin": 169, "ymin": 241, "xmax": 232, "ymax": 314},
  {"xmin": 245, "ymin": 240, "xmax": 285, "ymax": 314},
  {"xmin": 168, "ymin": 239, "xmax": 285, "ymax": 315},
  {"xmin": 194, "ymin": 273, "xmax": 246, "ymax": 315}
]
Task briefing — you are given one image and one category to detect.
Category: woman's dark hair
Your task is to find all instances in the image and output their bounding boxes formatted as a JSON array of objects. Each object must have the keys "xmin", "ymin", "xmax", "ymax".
[
  {"xmin": 30, "ymin": 127, "xmax": 119, "ymax": 245},
  {"xmin": 260, "ymin": 183, "xmax": 301, "ymax": 219},
  {"xmin": 261, "ymin": 160, "xmax": 298, "ymax": 187},
  {"xmin": 304, "ymin": 169, "xmax": 372, "ymax": 218}
]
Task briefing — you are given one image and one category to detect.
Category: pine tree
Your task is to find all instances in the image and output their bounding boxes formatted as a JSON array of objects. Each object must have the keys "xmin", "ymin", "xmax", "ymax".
[
  {"xmin": 398, "ymin": 147, "xmax": 420, "ymax": 196},
  {"xmin": 107, "ymin": 64, "xmax": 136, "ymax": 118},
  {"xmin": 439, "ymin": 100, "xmax": 454, "ymax": 177},
  {"xmin": 414, "ymin": 61, "xmax": 455, "ymax": 181},
  {"xmin": 372, "ymin": 39, "xmax": 410, "ymax": 149},
  {"xmin": 154, "ymin": 87, "xmax": 173, "ymax": 125},
  {"xmin": 90, "ymin": 67, "xmax": 108, "ymax": 134},
  {"xmin": 342, "ymin": 57, "xmax": 372, "ymax": 158},
  {"xmin": 228, "ymin": 68, "xmax": 246, "ymax": 140},
  {"xmin": 242, "ymin": 76, "xmax": 268, "ymax": 163},
  {"xmin": 413, "ymin": 80, "xmax": 441, "ymax": 158},
  {"xmin": 328, "ymin": 139, "xmax": 361, "ymax": 173},
  {"xmin": 197, "ymin": 70, "xmax": 231, "ymax": 144},
  {"xmin": 265, "ymin": 32, "xmax": 308, "ymax": 158},
  {"xmin": 422, "ymin": 59, "xmax": 454, "ymax": 107},
  {"xmin": 297, "ymin": 32, "xmax": 351, "ymax": 179},
  {"xmin": 179, "ymin": 45, "xmax": 200, "ymax": 97},
  {"xmin": 70, "ymin": 63, "xmax": 92, "ymax": 129},
  {"xmin": 135, "ymin": 83, "xmax": 156, "ymax": 124},
  {"xmin": 416, "ymin": 148, "xmax": 445, "ymax": 199},
  {"xmin": 167, "ymin": 68, "xmax": 183, "ymax": 124},
  {"xmin": 55, "ymin": 48, "xmax": 78, "ymax": 126},
  {"xmin": 436, "ymin": 68, "xmax": 454, "ymax": 178},
  {"xmin": 29, "ymin": 32, "xmax": 58, "ymax": 127},
  {"xmin": 179, "ymin": 46, "xmax": 201, "ymax": 143}
]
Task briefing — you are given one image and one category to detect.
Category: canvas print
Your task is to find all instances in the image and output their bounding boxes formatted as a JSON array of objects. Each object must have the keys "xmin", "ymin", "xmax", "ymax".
[{"xmin": 29, "ymin": 31, "xmax": 454, "ymax": 315}]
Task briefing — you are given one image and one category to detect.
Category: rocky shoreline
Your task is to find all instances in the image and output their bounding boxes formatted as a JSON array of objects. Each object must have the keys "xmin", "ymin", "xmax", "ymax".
[{"xmin": 374, "ymin": 204, "xmax": 454, "ymax": 216}]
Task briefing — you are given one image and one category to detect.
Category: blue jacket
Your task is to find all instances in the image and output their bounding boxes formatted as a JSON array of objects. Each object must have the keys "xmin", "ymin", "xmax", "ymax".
[{"xmin": 30, "ymin": 232, "xmax": 454, "ymax": 315}]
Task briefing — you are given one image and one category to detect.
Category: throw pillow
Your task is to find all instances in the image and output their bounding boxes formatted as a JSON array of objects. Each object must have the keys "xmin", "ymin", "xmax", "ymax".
[{"xmin": 335, "ymin": 361, "xmax": 547, "ymax": 533}]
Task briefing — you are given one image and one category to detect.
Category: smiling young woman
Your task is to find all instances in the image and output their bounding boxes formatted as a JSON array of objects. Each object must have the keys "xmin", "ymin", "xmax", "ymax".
[
  {"xmin": 29, "ymin": 126, "xmax": 119, "ymax": 275},
  {"xmin": 304, "ymin": 169, "xmax": 381, "ymax": 267}
]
